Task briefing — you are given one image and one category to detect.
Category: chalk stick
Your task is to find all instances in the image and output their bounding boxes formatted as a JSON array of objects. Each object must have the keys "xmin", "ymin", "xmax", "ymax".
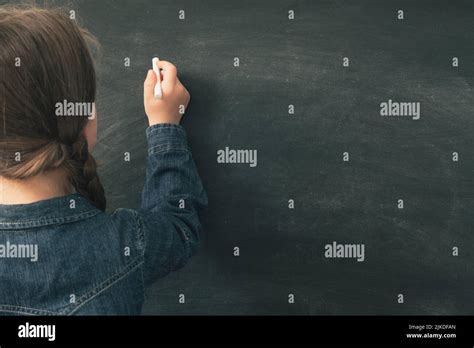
[{"xmin": 152, "ymin": 57, "xmax": 162, "ymax": 99}]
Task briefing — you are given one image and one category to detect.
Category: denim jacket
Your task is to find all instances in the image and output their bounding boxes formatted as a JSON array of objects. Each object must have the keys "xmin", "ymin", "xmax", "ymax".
[{"xmin": 0, "ymin": 124, "xmax": 208, "ymax": 315}]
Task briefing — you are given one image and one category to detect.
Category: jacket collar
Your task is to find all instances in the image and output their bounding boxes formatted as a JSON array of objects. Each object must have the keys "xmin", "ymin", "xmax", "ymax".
[{"xmin": 0, "ymin": 193, "xmax": 100, "ymax": 230}]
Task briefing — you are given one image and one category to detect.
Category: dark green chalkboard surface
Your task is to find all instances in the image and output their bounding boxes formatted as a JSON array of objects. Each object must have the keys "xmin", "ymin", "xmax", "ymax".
[{"xmin": 8, "ymin": 0, "xmax": 474, "ymax": 314}]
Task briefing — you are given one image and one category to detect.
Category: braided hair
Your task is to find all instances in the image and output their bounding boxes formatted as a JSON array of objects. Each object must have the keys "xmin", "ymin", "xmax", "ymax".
[{"xmin": 64, "ymin": 135, "xmax": 106, "ymax": 211}]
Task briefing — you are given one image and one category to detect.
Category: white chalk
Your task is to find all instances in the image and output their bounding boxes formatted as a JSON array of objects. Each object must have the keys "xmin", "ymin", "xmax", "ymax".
[{"xmin": 152, "ymin": 57, "xmax": 162, "ymax": 99}]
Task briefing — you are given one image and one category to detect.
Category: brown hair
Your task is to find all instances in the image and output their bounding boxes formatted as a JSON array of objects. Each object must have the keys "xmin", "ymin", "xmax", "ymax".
[{"xmin": 0, "ymin": 5, "xmax": 106, "ymax": 210}]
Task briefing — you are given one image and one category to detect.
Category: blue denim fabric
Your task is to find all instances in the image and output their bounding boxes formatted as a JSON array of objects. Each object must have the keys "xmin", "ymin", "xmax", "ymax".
[{"xmin": 0, "ymin": 124, "xmax": 208, "ymax": 315}]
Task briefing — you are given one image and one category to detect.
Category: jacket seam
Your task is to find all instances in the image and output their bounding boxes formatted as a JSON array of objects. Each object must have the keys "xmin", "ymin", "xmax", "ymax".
[
  {"xmin": 134, "ymin": 212, "xmax": 147, "ymax": 295},
  {"xmin": 0, "ymin": 258, "xmax": 144, "ymax": 316},
  {"xmin": 146, "ymin": 124, "xmax": 186, "ymax": 135},
  {"xmin": 0, "ymin": 305, "xmax": 58, "ymax": 316},
  {"xmin": 0, "ymin": 210, "xmax": 100, "ymax": 230},
  {"xmin": 67, "ymin": 257, "xmax": 144, "ymax": 315},
  {"xmin": 148, "ymin": 146, "xmax": 189, "ymax": 156}
]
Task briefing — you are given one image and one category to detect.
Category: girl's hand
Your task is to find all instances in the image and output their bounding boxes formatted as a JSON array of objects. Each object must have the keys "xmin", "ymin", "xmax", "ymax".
[{"xmin": 143, "ymin": 60, "xmax": 190, "ymax": 125}]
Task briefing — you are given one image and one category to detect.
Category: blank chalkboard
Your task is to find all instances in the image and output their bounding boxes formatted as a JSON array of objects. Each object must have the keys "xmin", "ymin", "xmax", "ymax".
[{"xmin": 14, "ymin": 0, "xmax": 474, "ymax": 314}]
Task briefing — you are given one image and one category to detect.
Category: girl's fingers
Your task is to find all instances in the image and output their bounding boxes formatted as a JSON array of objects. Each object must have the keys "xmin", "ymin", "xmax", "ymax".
[{"xmin": 156, "ymin": 60, "xmax": 177, "ymax": 90}]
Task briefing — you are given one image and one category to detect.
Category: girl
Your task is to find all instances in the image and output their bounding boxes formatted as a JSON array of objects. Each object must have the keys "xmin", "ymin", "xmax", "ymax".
[{"xmin": 0, "ymin": 5, "xmax": 207, "ymax": 314}]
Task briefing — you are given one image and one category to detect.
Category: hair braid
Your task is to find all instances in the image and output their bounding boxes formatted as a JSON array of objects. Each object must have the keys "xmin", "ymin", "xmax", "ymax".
[{"xmin": 66, "ymin": 135, "xmax": 106, "ymax": 211}]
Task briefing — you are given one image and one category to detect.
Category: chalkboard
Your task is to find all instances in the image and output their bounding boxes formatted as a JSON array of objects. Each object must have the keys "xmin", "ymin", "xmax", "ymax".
[{"xmin": 16, "ymin": 0, "xmax": 474, "ymax": 314}]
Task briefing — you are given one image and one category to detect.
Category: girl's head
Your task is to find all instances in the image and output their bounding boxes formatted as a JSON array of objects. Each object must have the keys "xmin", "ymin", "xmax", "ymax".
[{"xmin": 0, "ymin": 5, "xmax": 106, "ymax": 210}]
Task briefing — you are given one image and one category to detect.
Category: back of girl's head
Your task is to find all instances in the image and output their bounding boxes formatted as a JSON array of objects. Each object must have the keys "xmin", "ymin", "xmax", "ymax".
[{"xmin": 0, "ymin": 5, "xmax": 106, "ymax": 211}]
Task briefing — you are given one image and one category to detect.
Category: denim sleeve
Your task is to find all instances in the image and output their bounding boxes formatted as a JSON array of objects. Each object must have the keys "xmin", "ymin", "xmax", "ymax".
[{"xmin": 137, "ymin": 123, "xmax": 208, "ymax": 287}]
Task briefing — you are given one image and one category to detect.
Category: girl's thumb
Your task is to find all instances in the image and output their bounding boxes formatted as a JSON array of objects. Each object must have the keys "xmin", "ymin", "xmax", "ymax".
[{"xmin": 143, "ymin": 69, "xmax": 156, "ymax": 101}]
